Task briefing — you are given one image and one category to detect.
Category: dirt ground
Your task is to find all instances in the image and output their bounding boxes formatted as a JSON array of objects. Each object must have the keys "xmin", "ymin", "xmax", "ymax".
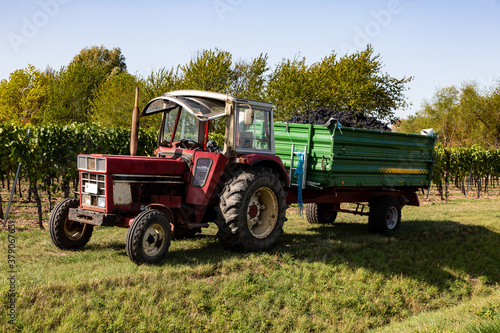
[{"xmin": 1, "ymin": 182, "xmax": 499, "ymax": 232}]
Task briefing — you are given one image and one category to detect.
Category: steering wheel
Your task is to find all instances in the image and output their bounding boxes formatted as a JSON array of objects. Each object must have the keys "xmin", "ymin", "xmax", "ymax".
[{"xmin": 178, "ymin": 139, "xmax": 200, "ymax": 149}]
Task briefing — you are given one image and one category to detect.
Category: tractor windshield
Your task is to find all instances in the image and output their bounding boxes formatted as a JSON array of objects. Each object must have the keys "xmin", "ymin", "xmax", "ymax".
[{"xmin": 160, "ymin": 106, "xmax": 200, "ymax": 147}]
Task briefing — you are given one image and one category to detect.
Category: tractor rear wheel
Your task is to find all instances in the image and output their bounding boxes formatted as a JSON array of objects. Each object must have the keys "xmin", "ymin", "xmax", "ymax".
[
  {"xmin": 126, "ymin": 209, "xmax": 171, "ymax": 264},
  {"xmin": 305, "ymin": 203, "xmax": 338, "ymax": 224},
  {"xmin": 49, "ymin": 198, "xmax": 93, "ymax": 249},
  {"xmin": 216, "ymin": 167, "xmax": 287, "ymax": 252}
]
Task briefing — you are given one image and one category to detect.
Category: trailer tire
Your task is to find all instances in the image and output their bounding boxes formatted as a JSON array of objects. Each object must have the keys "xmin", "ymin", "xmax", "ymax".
[
  {"xmin": 126, "ymin": 209, "xmax": 171, "ymax": 264},
  {"xmin": 368, "ymin": 196, "xmax": 401, "ymax": 234},
  {"xmin": 305, "ymin": 203, "xmax": 338, "ymax": 224},
  {"xmin": 216, "ymin": 167, "xmax": 287, "ymax": 252},
  {"xmin": 49, "ymin": 198, "xmax": 93, "ymax": 250}
]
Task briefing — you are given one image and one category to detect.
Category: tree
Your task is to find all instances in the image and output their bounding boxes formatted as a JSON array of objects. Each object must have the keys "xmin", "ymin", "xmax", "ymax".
[
  {"xmin": 266, "ymin": 56, "xmax": 310, "ymax": 121},
  {"xmin": 424, "ymin": 86, "xmax": 462, "ymax": 147},
  {"xmin": 484, "ymin": 84, "xmax": 500, "ymax": 147},
  {"xmin": 142, "ymin": 67, "xmax": 182, "ymax": 102},
  {"xmin": 91, "ymin": 73, "xmax": 163, "ymax": 130},
  {"xmin": 461, "ymin": 83, "xmax": 500, "ymax": 148},
  {"xmin": 0, "ymin": 64, "xmax": 49, "ymax": 124},
  {"xmin": 267, "ymin": 46, "xmax": 412, "ymax": 121},
  {"xmin": 396, "ymin": 86, "xmax": 472, "ymax": 147},
  {"xmin": 181, "ymin": 48, "xmax": 233, "ymax": 93},
  {"xmin": 231, "ymin": 53, "xmax": 269, "ymax": 100},
  {"xmin": 393, "ymin": 113, "xmax": 434, "ymax": 135},
  {"xmin": 71, "ymin": 45, "xmax": 126, "ymax": 76},
  {"xmin": 395, "ymin": 82, "xmax": 500, "ymax": 148},
  {"xmin": 43, "ymin": 45, "xmax": 127, "ymax": 124},
  {"xmin": 91, "ymin": 72, "xmax": 143, "ymax": 127}
]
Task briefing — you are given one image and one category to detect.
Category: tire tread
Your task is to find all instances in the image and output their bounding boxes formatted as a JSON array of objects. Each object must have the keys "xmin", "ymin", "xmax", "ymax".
[
  {"xmin": 49, "ymin": 198, "xmax": 93, "ymax": 249},
  {"xmin": 215, "ymin": 167, "xmax": 287, "ymax": 252}
]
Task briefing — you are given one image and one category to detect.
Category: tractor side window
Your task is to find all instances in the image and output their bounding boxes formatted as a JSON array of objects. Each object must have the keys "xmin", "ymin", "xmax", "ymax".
[
  {"xmin": 160, "ymin": 106, "xmax": 180, "ymax": 146},
  {"xmin": 236, "ymin": 108, "xmax": 271, "ymax": 151}
]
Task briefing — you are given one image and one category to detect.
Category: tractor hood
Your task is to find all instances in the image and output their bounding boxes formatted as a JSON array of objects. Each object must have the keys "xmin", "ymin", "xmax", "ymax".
[
  {"xmin": 78, "ymin": 154, "xmax": 188, "ymax": 176},
  {"xmin": 140, "ymin": 90, "xmax": 234, "ymax": 121}
]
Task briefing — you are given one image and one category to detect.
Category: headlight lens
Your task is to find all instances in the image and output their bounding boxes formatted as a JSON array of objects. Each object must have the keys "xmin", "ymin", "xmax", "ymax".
[
  {"xmin": 97, "ymin": 197, "xmax": 106, "ymax": 208},
  {"xmin": 82, "ymin": 194, "xmax": 91, "ymax": 206},
  {"xmin": 78, "ymin": 156, "xmax": 106, "ymax": 172}
]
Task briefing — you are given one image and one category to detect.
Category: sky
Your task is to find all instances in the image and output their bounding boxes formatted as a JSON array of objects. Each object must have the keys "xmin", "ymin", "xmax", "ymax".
[{"xmin": 1, "ymin": 0, "xmax": 499, "ymax": 119}]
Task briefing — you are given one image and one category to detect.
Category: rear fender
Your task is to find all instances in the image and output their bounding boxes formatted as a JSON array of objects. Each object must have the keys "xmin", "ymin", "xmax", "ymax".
[{"xmin": 241, "ymin": 155, "xmax": 290, "ymax": 187}]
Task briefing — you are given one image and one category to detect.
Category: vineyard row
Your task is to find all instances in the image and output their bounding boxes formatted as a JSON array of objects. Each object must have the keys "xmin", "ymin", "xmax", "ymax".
[
  {"xmin": 1, "ymin": 124, "xmax": 500, "ymax": 210},
  {"xmin": 0, "ymin": 123, "xmax": 157, "ymax": 227}
]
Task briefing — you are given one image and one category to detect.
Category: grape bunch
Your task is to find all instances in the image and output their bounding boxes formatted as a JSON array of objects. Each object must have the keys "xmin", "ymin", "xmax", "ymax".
[{"xmin": 286, "ymin": 107, "xmax": 391, "ymax": 131}]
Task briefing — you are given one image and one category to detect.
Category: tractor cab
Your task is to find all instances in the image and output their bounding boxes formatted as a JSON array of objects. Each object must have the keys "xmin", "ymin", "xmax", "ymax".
[{"xmin": 140, "ymin": 90, "xmax": 276, "ymax": 157}]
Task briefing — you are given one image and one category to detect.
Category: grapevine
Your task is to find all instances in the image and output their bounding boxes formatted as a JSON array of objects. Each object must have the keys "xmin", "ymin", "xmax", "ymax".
[{"xmin": 0, "ymin": 123, "xmax": 157, "ymax": 227}]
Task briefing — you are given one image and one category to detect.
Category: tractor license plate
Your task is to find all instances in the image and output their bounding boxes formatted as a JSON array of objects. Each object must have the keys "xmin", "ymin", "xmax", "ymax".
[{"xmin": 85, "ymin": 182, "xmax": 98, "ymax": 194}]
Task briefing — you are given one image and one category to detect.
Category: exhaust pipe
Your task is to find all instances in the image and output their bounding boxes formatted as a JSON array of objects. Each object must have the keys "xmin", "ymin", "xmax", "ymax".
[{"xmin": 130, "ymin": 87, "xmax": 140, "ymax": 156}]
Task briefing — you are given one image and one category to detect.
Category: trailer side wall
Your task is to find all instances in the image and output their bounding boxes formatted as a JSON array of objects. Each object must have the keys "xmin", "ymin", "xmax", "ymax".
[{"xmin": 274, "ymin": 123, "xmax": 436, "ymax": 189}]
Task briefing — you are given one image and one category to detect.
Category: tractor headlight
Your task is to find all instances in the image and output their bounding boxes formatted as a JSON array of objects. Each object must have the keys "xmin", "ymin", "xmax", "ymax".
[
  {"xmin": 97, "ymin": 196, "xmax": 106, "ymax": 208},
  {"xmin": 82, "ymin": 194, "xmax": 91, "ymax": 206},
  {"xmin": 78, "ymin": 156, "xmax": 106, "ymax": 172}
]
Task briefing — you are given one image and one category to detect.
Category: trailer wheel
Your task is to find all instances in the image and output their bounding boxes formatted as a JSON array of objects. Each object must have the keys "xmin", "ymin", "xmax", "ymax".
[
  {"xmin": 126, "ymin": 209, "xmax": 171, "ymax": 264},
  {"xmin": 216, "ymin": 167, "xmax": 287, "ymax": 252},
  {"xmin": 49, "ymin": 198, "xmax": 93, "ymax": 249},
  {"xmin": 305, "ymin": 203, "xmax": 338, "ymax": 224},
  {"xmin": 368, "ymin": 196, "xmax": 401, "ymax": 234}
]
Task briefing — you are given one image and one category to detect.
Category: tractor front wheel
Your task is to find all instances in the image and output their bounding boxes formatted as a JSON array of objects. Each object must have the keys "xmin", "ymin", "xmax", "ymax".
[
  {"xmin": 126, "ymin": 209, "xmax": 171, "ymax": 264},
  {"xmin": 49, "ymin": 198, "xmax": 93, "ymax": 249}
]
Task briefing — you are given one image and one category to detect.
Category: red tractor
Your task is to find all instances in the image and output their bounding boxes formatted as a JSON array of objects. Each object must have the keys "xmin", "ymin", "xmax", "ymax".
[{"xmin": 49, "ymin": 90, "xmax": 289, "ymax": 264}]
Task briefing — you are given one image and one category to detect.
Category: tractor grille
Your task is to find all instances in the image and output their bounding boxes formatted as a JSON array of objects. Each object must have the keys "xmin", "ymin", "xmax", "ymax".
[{"xmin": 80, "ymin": 172, "xmax": 106, "ymax": 208}]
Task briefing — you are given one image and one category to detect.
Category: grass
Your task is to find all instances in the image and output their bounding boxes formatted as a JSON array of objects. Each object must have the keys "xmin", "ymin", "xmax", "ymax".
[{"xmin": 1, "ymin": 198, "xmax": 500, "ymax": 332}]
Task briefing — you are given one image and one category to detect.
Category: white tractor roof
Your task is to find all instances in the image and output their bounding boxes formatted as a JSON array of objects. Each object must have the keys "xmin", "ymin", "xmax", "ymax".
[{"xmin": 141, "ymin": 90, "xmax": 273, "ymax": 121}]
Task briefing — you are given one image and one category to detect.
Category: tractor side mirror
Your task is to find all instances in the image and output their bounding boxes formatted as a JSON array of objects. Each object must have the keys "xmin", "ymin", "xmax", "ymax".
[{"xmin": 243, "ymin": 106, "xmax": 254, "ymax": 126}]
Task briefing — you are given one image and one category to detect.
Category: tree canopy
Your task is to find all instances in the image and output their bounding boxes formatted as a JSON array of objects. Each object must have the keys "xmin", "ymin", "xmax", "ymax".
[
  {"xmin": 43, "ymin": 45, "xmax": 127, "ymax": 125},
  {"xmin": 266, "ymin": 46, "xmax": 411, "ymax": 121},
  {"xmin": 0, "ymin": 64, "xmax": 49, "ymax": 124},
  {"xmin": 90, "ymin": 72, "xmax": 143, "ymax": 128},
  {"xmin": 395, "ymin": 82, "xmax": 500, "ymax": 148},
  {"xmin": 0, "ymin": 45, "xmax": 412, "ymax": 130}
]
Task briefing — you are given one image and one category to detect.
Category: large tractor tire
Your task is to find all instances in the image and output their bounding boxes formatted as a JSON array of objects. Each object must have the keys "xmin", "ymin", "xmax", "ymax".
[
  {"xmin": 49, "ymin": 198, "xmax": 94, "ymax": 250},
  {"xmin": 216, "ymin": 167, "xmax": 287, "ymax": 252},
  {"xmin": 305, "ymin": 203, "xmax": 338, "ymax": 224},
  {"xmin": 368, "ymin": 196, "xmax": 401, "ymax": 234},
  {"xmin": 126, "ymin": 209, "xmax": 171, "ymax": 265}
]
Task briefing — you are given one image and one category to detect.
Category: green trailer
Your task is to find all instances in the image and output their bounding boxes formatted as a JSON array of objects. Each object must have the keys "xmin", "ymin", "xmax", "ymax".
[{"xmin": 274, "ymin": 121, "xmax": 437, "ymax": 233}]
